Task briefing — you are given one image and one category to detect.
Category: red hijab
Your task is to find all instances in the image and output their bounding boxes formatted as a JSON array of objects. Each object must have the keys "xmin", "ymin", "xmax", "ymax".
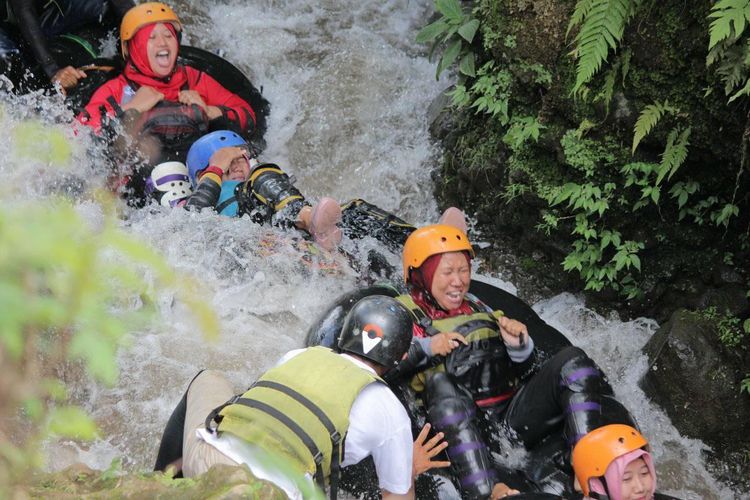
[
  {"xmin": 409, "ymin": 252, "xmax": 473, "ymax": 321},
  {"xmin": 123, "ymin": 23, "xmax": 188, "ymax": 101}
]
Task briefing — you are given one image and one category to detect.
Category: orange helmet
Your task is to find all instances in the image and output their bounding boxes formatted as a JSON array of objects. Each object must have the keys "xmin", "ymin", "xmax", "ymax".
[
  {"xmin": 120, "ymin": 2, "xmax": 182, "ymax": 57},
  {"xmin": 402, "ymin": 224, "xmax": 473, "ymax": 283},
  {"xmin": 572, "ymin": 424, "xmax": 649, "ymax": 496}
]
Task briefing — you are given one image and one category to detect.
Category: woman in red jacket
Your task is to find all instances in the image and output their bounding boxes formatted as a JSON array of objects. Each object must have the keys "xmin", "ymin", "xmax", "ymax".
[{"xmin": 78, "ymin": 2, "xmax": 255, "ymax": 159}]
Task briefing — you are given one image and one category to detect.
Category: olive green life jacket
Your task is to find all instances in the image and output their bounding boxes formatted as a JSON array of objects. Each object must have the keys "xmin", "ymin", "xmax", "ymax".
[
  {"xmin": 395, "ymin": 294, "xmax": 504, "ymax": 392},
  {"xmin": 214, "ymin": 346, "xmax": 381, "ymax": 491}
]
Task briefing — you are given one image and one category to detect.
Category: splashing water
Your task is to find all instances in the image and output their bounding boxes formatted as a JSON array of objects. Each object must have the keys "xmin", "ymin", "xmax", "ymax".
[{"xmin": 0, "ymin": 0, "xmax": 740, "ymax": 498}]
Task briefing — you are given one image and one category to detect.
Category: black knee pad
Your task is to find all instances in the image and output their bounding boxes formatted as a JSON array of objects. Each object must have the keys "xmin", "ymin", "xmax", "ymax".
[
  {"xmin": 557, "ymin": 346, "xmax": 613, "ymax": 395},
  {"xmin": 563, "ymin": 392, "xmax": 636, "ymax": 447},
  {"xmin": 425, "ymin": 372, "xmax": 495, "ymax": 500}
]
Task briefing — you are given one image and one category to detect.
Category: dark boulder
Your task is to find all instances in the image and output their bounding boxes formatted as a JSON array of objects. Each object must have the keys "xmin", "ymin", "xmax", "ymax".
[{"xmin": 640, "ymin": 309, "xmax": 750, "ymax": 490}]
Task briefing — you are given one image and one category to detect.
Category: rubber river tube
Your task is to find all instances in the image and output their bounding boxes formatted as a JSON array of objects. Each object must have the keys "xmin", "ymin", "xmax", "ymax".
[{"xmin": 304, "ymin": 282, "xmax": 681, "ymax": 499}]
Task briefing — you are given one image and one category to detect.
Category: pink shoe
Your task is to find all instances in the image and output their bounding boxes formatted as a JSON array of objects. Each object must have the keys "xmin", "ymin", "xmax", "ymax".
[
  {"xmin": 309, "ymin": 197, "xmax": 342, "ymax": 251},
  {"xmin": 439, "ymin": 206, "xmax": 468, "ymax": 234}
]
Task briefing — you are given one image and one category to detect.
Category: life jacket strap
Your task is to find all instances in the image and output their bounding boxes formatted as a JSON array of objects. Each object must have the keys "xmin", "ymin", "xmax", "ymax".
[
  {"xmin": 232, "ymin": 397, "xmax": 327, "ymax": 489},
  {"xmin": 215, "ymin": 196, "xmax": 237, "ymax": 214},
  {"xmin": 253, "ymin": 380, "xmax": 343, "ymax": 500}
]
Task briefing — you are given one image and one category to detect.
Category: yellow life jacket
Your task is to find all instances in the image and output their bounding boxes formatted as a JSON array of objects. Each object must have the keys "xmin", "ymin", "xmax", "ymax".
[
  {"xmin": 215, "ymin": 346, "xmax": 381, "ymax": 490},
  {"xmin": 395, "ymin": 294, "xmax": 520, "ymax": 402}
]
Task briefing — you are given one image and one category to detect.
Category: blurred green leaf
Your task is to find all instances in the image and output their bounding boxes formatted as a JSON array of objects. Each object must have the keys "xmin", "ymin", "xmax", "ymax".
[
  {"xmin": 47, "ymin": 406, "xmax": 99, "ymax": 440},
  {"xmin": 11, "ymin": 122, "xmax": 72, "ymax": 167}
]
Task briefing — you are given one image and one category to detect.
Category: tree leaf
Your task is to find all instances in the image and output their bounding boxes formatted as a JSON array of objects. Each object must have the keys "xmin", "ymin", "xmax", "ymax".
[
  {"xmin": 459, "ymin": 52, "xmax": 476, "ymax": 77},
  {"xmin": 436, "ymin": 0, "xmax": 463, "ymax": 21},
  {"xmin": 436, "ymin": 39, "xmax": 462, "ymax": 79},
  {"xmin": 458, "ymin": 19, "xmax": 480, "ymax": 43},
  {"xmin": 416, "ymin": 19, "xmax": 450, "ymax": 44},
  {"xmin": 48, "ymin": 406, "xmax": 99, "ymax": 440}
]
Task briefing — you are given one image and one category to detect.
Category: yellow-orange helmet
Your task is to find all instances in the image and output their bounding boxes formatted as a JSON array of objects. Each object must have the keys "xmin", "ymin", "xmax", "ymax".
[
  {"xmin": 572, "ymin": 424, "xmax": 649, "ymax": 496},
  {"xmin": 402, "ymin": 224, "xmax": 473, "ymax": 283},
  {"xmin": 120, "ymin": 2, "xmax": 182, "ymax": 57}
]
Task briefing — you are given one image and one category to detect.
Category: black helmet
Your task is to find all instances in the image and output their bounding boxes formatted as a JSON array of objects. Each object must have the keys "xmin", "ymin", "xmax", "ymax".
[{"xmin": 338, "ymin": 295, "xmax": 413, "ymax": 371}]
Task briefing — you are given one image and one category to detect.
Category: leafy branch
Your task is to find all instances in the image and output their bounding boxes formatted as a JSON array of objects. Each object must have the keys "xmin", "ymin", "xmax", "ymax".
[{"xmin": 417, "ymin": 0, "xmax": 480, "ymax": 79}]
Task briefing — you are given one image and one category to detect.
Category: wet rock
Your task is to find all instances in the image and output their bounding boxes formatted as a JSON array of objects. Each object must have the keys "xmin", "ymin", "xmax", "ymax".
[
  {"xmin": 427, "ymin": 89, "xmax": 453, "ymax": 140},
  {"xmin": 697, "ymin": 285, "xmax": 750, "ymax": 317},
  {"xmin": 711, "ymin": 264, "xmax": 745, "ymax": 287},
  {"xmin": 640, "ymin": 309, "xmax": 750, "ymax": 488}
]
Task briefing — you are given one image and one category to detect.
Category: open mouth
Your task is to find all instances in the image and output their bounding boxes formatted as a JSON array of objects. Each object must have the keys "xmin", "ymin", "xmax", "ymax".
[{"xmin": 154, "ymin": 50, "xmax": 172, "ymax": 68}]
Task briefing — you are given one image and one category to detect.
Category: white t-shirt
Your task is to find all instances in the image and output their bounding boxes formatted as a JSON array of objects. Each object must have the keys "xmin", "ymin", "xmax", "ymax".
[{"xmin": 198, "ymin": 349, "xmax": 413, "ymax": 496}]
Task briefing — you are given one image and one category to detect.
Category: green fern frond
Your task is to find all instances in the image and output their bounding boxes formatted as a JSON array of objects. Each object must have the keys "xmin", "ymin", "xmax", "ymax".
[
  {"xmin": 620, "ymin": 48, "xmax": 632, "ymax": 86},
  {"xmin": 707, "ymin": 0, "xmax": 750, "ymax": 51},
  {"xmin": 569, "ymin": 0, "xmax": 639, "ymax": 93},
  {"xmin": 567, "ymin": 0, "xmax": 598, "ymax": 37},
  {"xmin": 716, "ymin": 45, "xmax": 747, "ymax": 94},
  {"xmin": 631, "ymin": 101, "xmax": 677, "ymax": 154},
  {"xmin": 729, "ymin": 77, "xmax": 750, "ymax": 101},
  {"xmin": 656, "ymin": 127, "xmax": 691, "ymax": 185},
  {"xmin": 594, "ymin": 59, "xmax": 620, "ymax": 113}
]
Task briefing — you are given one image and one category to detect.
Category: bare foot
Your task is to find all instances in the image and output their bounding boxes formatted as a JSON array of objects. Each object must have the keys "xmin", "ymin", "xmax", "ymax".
[
  {"xmin": 308, "ymin": 197, "xmax": 342, "ymax": 250},
  {"xmin": 438, "ymin": 206, "xmax": 468, "ymax": 233}
]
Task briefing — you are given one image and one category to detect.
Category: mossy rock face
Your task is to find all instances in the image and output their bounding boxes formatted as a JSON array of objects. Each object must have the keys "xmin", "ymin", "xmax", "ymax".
[
  {"xmin": 434, "ymin": 0, "xmax": 750, "ymax": 320},
  {"xmin": 640, "ymin": 310, "xmax": 750, "ymax": 491},
  {"xmin": 29, "ymin": 463, "xmax": 286, "ymax": 499}
]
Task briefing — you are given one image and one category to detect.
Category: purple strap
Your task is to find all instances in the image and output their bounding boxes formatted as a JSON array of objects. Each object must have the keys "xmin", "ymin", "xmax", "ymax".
[
  {"xmin": 565, "ymin": 401, "xmax": 601, "ymax": 415},
  {"xmin": 447, "ymin": 441, "xmax": 485, "ymax": 457},
  {"xmin": 460, "ymin": 469, "xmax": 494, "ymax": 487},
  {"xmin": 435, "ymin": 408, "xmax": 475, "ymax": 429},
  {"xmin": 560, "ymin": 367, "xmax": 600, "ymax": 386},
  {"xmin": 156, "ymin": 173, "xmax": 189, "ymax": 186}
]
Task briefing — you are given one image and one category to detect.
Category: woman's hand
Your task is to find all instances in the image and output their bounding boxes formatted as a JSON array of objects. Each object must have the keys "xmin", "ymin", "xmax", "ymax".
[
  {"xmin": 490, "ymin": 482, "xmax": 521, "ymax": 498},
  {"xmin": 208, "ymin": 146, "xmax": 247, "ymax": 173},
  {"xmin": 52, "ymin": 66, "xmax": 87, "ymax": 90},
  {"xmin": 178, "ymin": 91, "xmax": 223, "ymax": 119},
  {"xmin": 122, "ymin": 86, "xmax": 164, "ymax": 113},
  {"xmin": 412, "ymin": 423, "xmax": 450, "ymax": 478},
  {"xmin": 178, "ymin": 90, "xmax": 207, "ymax": 109},
  {"xmin": 497, "ymin": 316, "xmax": 528, "ymax": 348},
  {"xmin": 430, "ymin": 332, "xmax": 467, "ymax": 356}
]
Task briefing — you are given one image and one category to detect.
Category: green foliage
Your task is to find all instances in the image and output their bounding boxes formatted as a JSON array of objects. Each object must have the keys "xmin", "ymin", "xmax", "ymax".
[
  {"xmin": 631, "ymin": 101, "xmax": 679, "ymax": 154},
  {"xmin": 448, "ymin": 61, "xmax": 512, "ymax": 124},
  {"xmin": 503, "ymin": 116, "xmax": 546, "ymax": 149},
  {"xmin": 47, "ymin": 407, "xmax": 99, "ymax": 440},
  {"xmin": 428, "ymin": 0, "xmax": 750, "ymax": 300},
  {"xmin": 417, "ymin": 0, "xmax": 480, "ymax": 79},
  {"xmin": 656, "ymin": 127, "xmax": 691, "ymax": 184},
  {"xmin": 708, "ymin": 0, "xmax": 750, "ymax": 50},
  {"xmin": 700, "ymin": 306, "xmax": 746, "ymax": 348},
  {"xmin": 11, "ymin": 121, "xmax": 72, "ymax": 167},
  {"xmin": 0, "ymin": 196, "xmax": 219, "ymax": 494},
  {"xmin": 593, "ymin": 50, "xmax": 631, "ymax": 113},
  {"xmin": 568, "ymin": 0, "xmax": 640, "ymax": 94},
  {"xmin": 707, "ymin": 0, "xmax": 750, "ymax": 101},
  {"xmin": 741, "ymin": 374, "xmax": 750, "ymax": 395},
  {"xmin": 560, "ymin": 130, "xmax": 617, "ymax": 178}
]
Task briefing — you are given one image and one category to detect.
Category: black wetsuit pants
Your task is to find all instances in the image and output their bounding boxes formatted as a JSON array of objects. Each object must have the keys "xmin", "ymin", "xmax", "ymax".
[{"xmin": 425, "ymin": 346, "xmax": 634, "ymax": 498}]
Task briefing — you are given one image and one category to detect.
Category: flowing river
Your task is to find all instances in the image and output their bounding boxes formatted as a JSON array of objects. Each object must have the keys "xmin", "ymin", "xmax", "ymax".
[{"xmin": 0, "ymin": 0, "xmax": 741, "ymax": 498}]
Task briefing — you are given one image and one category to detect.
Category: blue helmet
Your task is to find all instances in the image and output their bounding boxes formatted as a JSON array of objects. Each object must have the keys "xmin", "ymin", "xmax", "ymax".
[
  {"xmin": 216, "ymin": 180, "xmax": 241, "ymax": 217},
  {"xmin": 186, "ymin": 130, "xmax": 247, "ymax": 186}
]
